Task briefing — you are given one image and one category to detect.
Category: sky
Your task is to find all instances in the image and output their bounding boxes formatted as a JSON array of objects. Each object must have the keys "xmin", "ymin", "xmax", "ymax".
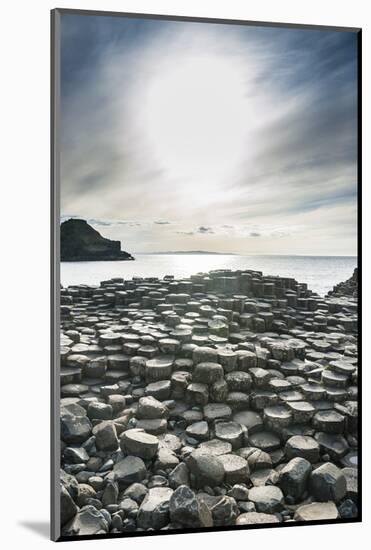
[{"xmin": 60, "ymin": 14, "xmax": 358, "ymax": 255}]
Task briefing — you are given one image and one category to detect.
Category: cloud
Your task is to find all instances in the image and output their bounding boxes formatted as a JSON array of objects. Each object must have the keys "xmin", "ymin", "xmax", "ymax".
[
  {"xmin": 154, "ymin": 220, "xmax": 171, "ymax": 225},
  {"xmin": 197, "ymin": 226, "xmax": 214, "ymax": 234},
  {"xmin": 88, "ymin": 218, "xmax": 112, "ymax": 226},
  {"xmin": 116, "ymin": 221, "xmax": 142, "ymax": 227},
  {"xmin": 250, "ymin": 232, "xmax": 261, "ymax": 237},
  {"xmin": 85, "ymin": 217, "xmax": 144, "ymax": 228}
]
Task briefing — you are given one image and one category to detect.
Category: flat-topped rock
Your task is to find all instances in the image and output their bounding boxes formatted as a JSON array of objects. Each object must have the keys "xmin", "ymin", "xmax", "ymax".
[
  {"xmin": 287, "ymin": 401, "xmax": 315, "ymax": 423},
  {"xmin": 235, "ymin": 512, "xmax": 279, "ymax": 525},
  {"xmin": 248, "ymin": 431, "xmax": 281, "ymax": 452},
  {"xmin": 61, "ymin": 384, "xmax": 89, "ymax": 397},
  {"xmin": 315, "ymin": 432, "xmax": 349, "ymax": 459},
  {"xmin": 145, "ymin": 380, "xmax": 171, "ymax": 400},
  {"xmin": 120, "ymin": 429, "xmax": 159, "ymax": 459},
  {"xmin": 233, "ymin": 410, "xmax": 263, "ymax": 433},
  {"xmin": 193, "ymin": 362, "xmax": 224, "ymax": 384},
  {"xmin": 285, "ymin": 435, "xmax": 320, "ymax": 463},
  {"xmin": 218, "ymin": 454, "xmax": 249, "ymax": 484},
  {"xmin": 185, "ymin": 420, "xmax": 208, "ymax": 441},
  {"xmin": 263, "ymin": 405, "xmax": 292, "ymax": 429},
  {"xmin": 215, "ymin": 421, "xmax": 244, "ymax": 449},
  {"xmin": 225, "ymin": 371, "xmax": 252, "ymax": 392},
  {"xmin": 145, "ymin": 356, "xmax": 174, "ymax": 382},
  {"xmin": 203, "ymin": 403, "xmax": 232, "ymax": 422},
  {"xmin": 294, "ymin": 502, "xmax": 339, "ymax": 521},
  {"xmin": 248, "ymin": 486, "xmax": 284, "ymax": 513},
  {"xmin": 313, "ymin": 410, "xmax": 345, "ymax": 434},
  {"xmin": 198, "ymin": 439, "xmax": 232, "ymax": 456}
]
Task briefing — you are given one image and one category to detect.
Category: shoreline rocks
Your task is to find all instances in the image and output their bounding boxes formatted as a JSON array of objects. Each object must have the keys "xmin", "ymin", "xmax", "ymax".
[
  {"xmin": 59, "ymin": 267, "xmax": 358, "ymax": 536},
  {"xmin": 327, "ymin": 268, "xmax": 358, "ymax": 299}
]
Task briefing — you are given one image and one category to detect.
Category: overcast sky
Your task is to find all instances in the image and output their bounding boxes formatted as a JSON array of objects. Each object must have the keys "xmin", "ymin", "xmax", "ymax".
[{"xmin": 60, "ymin": 14, "xmax": 358, "ymax": 255}]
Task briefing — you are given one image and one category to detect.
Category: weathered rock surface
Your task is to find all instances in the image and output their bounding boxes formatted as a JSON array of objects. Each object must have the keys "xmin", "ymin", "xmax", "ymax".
[
  {"xmin": 285, "ymin": 435, "xmax": 320, "ymax": 463},
  {"xmin": 120, "ymin": 429, "xmax": 159, "ymax": 459},
  {"xmin": 169, "ymin": 485, "xmax": 213, "ymax": 527},
  {"xmin": 236, "ymin": 512, "xmax": 279, "ymax": 525},
  {"xmin": 309, "ymin": 462, "xmax": 347, "ymax": 502},
  {"xmin": 61, "ymin": 485, "xmax": 77, "ymax": 526},
  {"xmin": 294, "ymin": 502, "xmax": 339, "ymax": 521},
  {"xmin": 136, "ymin": 487, "xmax": 173, "ymax": 529},
  {"xmin": 61, "ymin": 414, "xmax": 91, "ymax": 444},
  {"xmin": 112, "ymin": 456, "xmax": 146, "ymax": 487},
  {"xmin": 62, "ymin": 505, "xmax": 109, "ymax": 536},
  {"xmin": 187, "ymin": 450, "xmax": 225, "ymax": 488},
  {"xmin": 278, "ymin": 457, "xmax": 312, "ymax": 501},
  {"xmin": 92, "ymin": 420, "xmax": 118, "ymax": 451},
  {"xmin": 248, "ymin": 486, "xmax": 284, "ymax": 513},
  {"xmin": 327, "ymin": 268, "xmax": 358, "ymax": 298}
]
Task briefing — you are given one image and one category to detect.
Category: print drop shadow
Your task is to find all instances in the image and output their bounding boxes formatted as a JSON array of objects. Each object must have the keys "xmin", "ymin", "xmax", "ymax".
[{"xmin": 19, "ymin": 521, "xmax": 49, "ymax": 539}]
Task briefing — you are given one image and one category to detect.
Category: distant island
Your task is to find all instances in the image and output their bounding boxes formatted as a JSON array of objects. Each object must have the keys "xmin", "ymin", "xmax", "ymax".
[
  {"xmin": 61, "ymin": 218, "xmax": 134, "ymax": 261},
  {"xmin": 143, "ymin": 250, "xmax": 237, "ymax": 255}
]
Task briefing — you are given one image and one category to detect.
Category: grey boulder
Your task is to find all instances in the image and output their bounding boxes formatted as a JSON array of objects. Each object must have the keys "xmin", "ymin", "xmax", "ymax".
[
  {"xmin": 112, "ymin": 456, "xmax": 147, "ymax": 487},
  {"xmin": 169, "ymin": 485, "xmax": 213, "ymax": 527},
  {"xmin": 187, "ymin": 450, "xmax": 225, "ymax": 488},
  {"xmin": 62, "ymin": 505, "xmax": 109, "ymax": 536},
  {"xmin": 61, "ymin": 414, "xmax": 92, "ymax": 444},
  {"xmin": 92, "ymin": 421, "xmax": 118, "ymax": 451},
  {"xmin": 248, "ymin": 486, "xmax": 284, "ymax": 513},
  {"xmin": 120, "ymin": 429, "xmax": 159, "ymax": 459},
  {"xmin": 278, "ymin": 457, "xmax": 312, "ymax": 501},
  {"xmin": 136, "ymin": 487, "xmax": 173, "ymax": 530},
  {"xmin": 309, "ymin": 462, "xmax": 347, "ymax": 502}
]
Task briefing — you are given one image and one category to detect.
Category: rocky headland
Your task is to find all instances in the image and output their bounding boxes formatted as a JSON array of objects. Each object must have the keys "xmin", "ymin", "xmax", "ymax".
[
  {"xmin": 327, "ymin": 268, "xmax": 358, "ymax": 298},
  {"xmin": 61, "ymin": 219, "xmax": 134, "ymax": 261},
  {"xmin": 59, "ymin": 268, "xmax": 358, "ymax": 537}
]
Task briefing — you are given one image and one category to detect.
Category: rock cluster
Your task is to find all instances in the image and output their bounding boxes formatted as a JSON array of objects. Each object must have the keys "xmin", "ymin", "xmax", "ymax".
[
  {"xmin": 328, "ymin": 268, "xmax": 358, "ymax": 298},
  {"xmin": 59, "ymin": 268, "xmax": 358, "ymax": 536}
]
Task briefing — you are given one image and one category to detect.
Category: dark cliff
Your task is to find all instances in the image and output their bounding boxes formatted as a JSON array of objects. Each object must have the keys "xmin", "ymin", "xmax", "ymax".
[{"xmin": 61, "ymin": 219, "xmax": 134, "ymax": 261}]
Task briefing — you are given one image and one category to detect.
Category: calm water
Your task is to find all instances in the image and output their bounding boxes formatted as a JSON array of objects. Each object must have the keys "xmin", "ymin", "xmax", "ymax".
[{"xmin": 61, "ymin": 254, "xmax": 357, "ymax": 297}]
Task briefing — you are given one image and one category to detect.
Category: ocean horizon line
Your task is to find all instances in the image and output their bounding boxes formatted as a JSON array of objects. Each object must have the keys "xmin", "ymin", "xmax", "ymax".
[{"xmin": 132, "ymin": 251, "xmax": 357, "ymax": 258}]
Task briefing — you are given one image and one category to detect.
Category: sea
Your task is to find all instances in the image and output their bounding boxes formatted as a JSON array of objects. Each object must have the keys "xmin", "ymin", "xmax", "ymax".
[{"xmin": 60, "ymin": 254, "xmax": 357, "ymax": 297}]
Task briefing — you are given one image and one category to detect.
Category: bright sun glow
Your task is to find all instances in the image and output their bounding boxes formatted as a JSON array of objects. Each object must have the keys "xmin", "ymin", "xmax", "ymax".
[{"xmin": 140, "ymin": 54, "xmax": 254, "ymax": 189}]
